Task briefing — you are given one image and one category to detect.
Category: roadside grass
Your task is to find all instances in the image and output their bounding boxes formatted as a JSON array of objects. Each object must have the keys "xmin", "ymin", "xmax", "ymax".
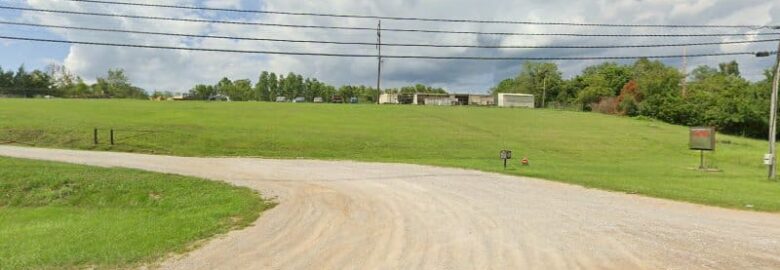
[
  {"xmin": 0, "ymin": 156, "xmax": 273, "ymax": 269},
  {"xmin": 1, "ymin": 99, "xmax": 779, "ymax": 211}
]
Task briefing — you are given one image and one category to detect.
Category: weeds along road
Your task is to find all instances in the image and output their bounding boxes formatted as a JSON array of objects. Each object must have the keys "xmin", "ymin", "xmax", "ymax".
[{"xmin": 1, "ymin": 145, "xmax": 780, "ymax": 269}]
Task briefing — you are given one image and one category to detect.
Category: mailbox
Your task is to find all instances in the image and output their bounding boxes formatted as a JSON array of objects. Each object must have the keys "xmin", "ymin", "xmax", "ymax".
[
  {"xmin": 500, "ymin": 150, "xmax": 512, "ymax": 169},
  {"xmin": 500, "ymin": 150, "xmax": 512, "ymax": 160},
  {"xmin": 689, "ymin": 127, "xmax": 715, "ymax": 151}
]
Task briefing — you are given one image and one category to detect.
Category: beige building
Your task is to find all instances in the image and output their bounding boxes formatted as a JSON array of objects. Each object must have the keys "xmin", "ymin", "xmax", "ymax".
[
  {"xmin": 380, "ymin": 93, "xmax": 499, "ymax": 106},
  {"xmin": 497, "ymin": 93, "xmax": 535, "ymax": 108},
  {"xmin": 379, "ymin": 93, "xmax": 400, "ymax": 104}
]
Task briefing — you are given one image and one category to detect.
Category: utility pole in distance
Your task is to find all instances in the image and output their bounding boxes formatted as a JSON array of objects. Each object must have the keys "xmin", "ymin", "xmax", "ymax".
[
  {"xmin": 541, "ymin": 76, "xmax": 547, "ymax": 108},
  {"xmin": 376, "ymin": 20, "xmax": 382, "ymax": 104},
  {"xmin": 681, "ymin": 46, "xmax": 688, "ymax": 97}
]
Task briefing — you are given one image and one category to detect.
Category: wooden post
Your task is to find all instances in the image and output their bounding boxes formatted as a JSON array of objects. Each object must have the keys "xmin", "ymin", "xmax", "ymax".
[
  {"xmin": 93, "ymin": 128, "xmax": 98, "ymax": 145},
  {"xmin": 110, "ymin": 129, "xmax": 114, "ymax": 145}
]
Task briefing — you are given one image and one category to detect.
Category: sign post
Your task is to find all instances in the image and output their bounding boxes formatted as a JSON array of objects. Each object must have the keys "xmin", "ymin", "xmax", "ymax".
[{"xmin": 689, "ymin": 127, "xmax": 715, "ymax": 170}]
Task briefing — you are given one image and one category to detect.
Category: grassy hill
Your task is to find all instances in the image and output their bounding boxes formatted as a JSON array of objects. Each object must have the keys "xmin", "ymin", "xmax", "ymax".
[
  {"xmin": 1, "ymin": 99, "xmax": 778, "ymax": 211},
  {"xmin": 0, "ymin": 156, "xmax": 272, "ymax": 269}
]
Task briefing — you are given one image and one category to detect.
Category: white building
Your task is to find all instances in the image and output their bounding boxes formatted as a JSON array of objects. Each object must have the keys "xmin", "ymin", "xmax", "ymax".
[
  {"xmin": 379, "ymin": 93, "xmax": 400, "ymax": 104},
  {"xmin": 497, "ymin": 93, "xmax": 535, "ymax": 108}
]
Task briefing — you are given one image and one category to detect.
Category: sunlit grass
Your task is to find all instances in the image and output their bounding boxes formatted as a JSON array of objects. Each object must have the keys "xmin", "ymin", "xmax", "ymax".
[
  {"xmin": 0, "ymin": 156, "xmax": 273, "ymax": 269},
  {"xmin": 0, "ymin": 99, "xmax": 778, "ymax": 211}
]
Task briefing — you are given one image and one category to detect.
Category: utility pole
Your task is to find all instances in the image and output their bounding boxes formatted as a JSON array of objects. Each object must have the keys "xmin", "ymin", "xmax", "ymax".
[
  {"xmin": 768, "ymin": 40, "xmax": 780, "ymax": 180},
  {"xmin": 541, "ymin": 76, "xmax": 547, "ymax": 108},
  {"xmin": 681, "ymin": 46, "xmax": 688, "ymax": 97},
  {"xmin": 376, "ymin": 20, "xmax": 382, "ymax": 104}
]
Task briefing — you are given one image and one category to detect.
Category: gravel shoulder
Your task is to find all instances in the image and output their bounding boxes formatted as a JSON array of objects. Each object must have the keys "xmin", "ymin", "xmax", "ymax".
[{"xmin": 1, "ymin": 145, "xmax": 779, "ymax": 270}]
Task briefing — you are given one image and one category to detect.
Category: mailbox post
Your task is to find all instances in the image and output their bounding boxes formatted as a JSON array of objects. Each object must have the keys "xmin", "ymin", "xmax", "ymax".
[
  {"xmin": 500, "ymin": 150, "xmax": 512, "ymax": 169},
  {"xmin": 689, "ymin": 127, "xmax": 715, "ymax": 169}
]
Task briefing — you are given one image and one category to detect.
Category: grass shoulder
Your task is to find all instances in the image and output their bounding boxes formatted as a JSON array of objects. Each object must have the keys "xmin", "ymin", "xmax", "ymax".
[{"xmin": 0, "ymin": 156, "xmax": 274, "ymax": 269}]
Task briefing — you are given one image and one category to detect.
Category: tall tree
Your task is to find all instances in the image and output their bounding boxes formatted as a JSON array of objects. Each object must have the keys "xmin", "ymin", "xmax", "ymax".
[
  {"xmin": 718, "ymin": 60, "xmax": 740, "ymax": 77},
  {"xmin": 490, "ymin": 61, "xmax": 563, "ymax": 107},
  {"xmin": 255, "ymin": 71, "xmax": 270, "ymax": 101}
]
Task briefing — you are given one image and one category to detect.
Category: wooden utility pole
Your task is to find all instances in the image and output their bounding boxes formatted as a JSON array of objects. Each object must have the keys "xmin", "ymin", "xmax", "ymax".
[
  {"xmin": 768, "ymin": 40, "xmax": 780, "ymax": 179},
  {"xmin": 376, "ymin": 20, "xmax": 382, "ymax": 104}
]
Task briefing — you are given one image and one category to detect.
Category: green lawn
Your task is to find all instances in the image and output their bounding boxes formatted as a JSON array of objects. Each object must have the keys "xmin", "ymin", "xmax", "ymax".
[
  {"xmin": 1, "ymin": 99, "xmax": 779, "ymax": 211},
  {"xmin": 0, "ymin": 156, "xmax": 273, "ymax": 269}
]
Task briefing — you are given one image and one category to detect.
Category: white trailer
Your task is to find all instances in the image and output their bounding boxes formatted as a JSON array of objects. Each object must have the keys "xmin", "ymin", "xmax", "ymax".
[{"xmin": 497, "ymin": 93, "xmax": 535, "ymax": 108}]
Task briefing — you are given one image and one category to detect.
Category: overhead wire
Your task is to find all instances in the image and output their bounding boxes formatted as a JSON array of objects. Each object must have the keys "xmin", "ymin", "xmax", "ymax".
[
  {"xmin": 64, "ymin": 0, "xmax": 778, "ymax": 29},
  {"xmin": 0, "ymin": 35, "xmax": 773, "ymax": 61},
  {"xmin": 2, "ymin": 6, "xmax": 779, "ymax": 38},
  {"xmin": 2, "ymin": 21, "xmax": 777, "ymax": 49}
]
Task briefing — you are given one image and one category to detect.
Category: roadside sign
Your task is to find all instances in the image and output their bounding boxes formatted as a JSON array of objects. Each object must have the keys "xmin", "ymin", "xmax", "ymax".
[
  {"xmin": 765, "ymin": 154, "xmax": 775, "ymax": 166},
  {"xmin": 689, "ymin": 127, "xmax": 715, "ymax": 151}
]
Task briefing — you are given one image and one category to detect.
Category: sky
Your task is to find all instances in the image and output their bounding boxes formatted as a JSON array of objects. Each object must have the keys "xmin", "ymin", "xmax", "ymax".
[{"xmin": 0, "ymin": 0, "xmax": 778, "ymax": 93}]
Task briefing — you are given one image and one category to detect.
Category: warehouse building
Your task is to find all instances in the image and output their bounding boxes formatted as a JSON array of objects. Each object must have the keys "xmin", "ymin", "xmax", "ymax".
[
  {"xmin": 380, "ymin": 93, "xmax": 494, "ymax": 106},
  {"xmin": 379, "ymin": 93, "xmax": 527, "ymax": 107},
  {"xmin": 413, "ymin": 93, "xmax": 454, "ymax": 105}
]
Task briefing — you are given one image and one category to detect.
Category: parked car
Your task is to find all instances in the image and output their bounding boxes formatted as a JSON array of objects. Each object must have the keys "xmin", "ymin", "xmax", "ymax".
[
  {"xmin": 313, "ymin": 97, "xmax": 324, "ymax": 103},
  {"xmin": 349, "ymin": 97, "xmax": 359, "ymax": 104},
  {"xmin": 293, "ymin": 97, "xmax": 306, "ymax": 103},
  {"xmin": 331, "ymin": 95, "xmax": 344, "ymax": 103},
  {"xmin": 275, "ymin": 96, "xmax": 287, "ymax": 102}
]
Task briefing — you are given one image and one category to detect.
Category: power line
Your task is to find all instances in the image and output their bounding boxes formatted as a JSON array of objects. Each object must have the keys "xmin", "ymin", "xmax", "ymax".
[
  {"xmin": 0, "ymin": 35, "xmax": 772, "ymax": 61},
  {"xmin": 66, "ymin": 0, "xmax": 778, "ymax": 29},
  {"xmin": 3, "ymin": 6, "xmax": 779, "ymax": 38},
  {"xmin": 4, "ymin": 21, "xmax": 779, "ymax": 49}
]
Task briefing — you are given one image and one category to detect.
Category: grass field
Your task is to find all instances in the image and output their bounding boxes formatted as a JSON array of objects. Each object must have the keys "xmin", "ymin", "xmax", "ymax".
[
  {"xmin": 0, "ymin": 156, "xmax": 273, "ymax": 269},
  {"xmin": 1, "ymin": 99, "xmax": 779, "ymax": 211}
]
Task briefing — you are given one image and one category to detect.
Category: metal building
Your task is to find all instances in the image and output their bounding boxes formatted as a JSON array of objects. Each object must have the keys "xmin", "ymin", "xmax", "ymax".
[{"xmin": 497, "ymin": 93, "xmax": 535, "ymax": 108}]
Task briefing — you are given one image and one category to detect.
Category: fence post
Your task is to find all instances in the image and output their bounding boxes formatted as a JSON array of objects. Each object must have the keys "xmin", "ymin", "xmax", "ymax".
[
  {"xmin": 93, "ymin": 128, "xmax": 98, "ymax": 145},
  {"xmin": 110, "ymin": 129, "xmax": 114, "ymax": 145}
]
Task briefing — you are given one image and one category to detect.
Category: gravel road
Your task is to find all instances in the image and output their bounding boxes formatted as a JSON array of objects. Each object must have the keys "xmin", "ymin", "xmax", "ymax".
[{"xmin": 1, "ymin": 145, "xmax": 779, "ymax": 269}]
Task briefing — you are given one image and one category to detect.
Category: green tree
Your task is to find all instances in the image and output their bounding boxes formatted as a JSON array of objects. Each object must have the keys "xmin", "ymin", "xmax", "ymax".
[
  {"xmin": 94, "ymin": 69, "xmax": 146, "ymax": 99},
  {"xmin": 491, "ymin": 61, "xmax": 562, "ymax": 107},
  {"xmin": 576, "ymin": 74, "xmax": 614, "ymax": 108},
  {"xmin": 255, "ymin": 71, "xmax": 271, "ymax": 101},
  {"xmin": 268, "ymin": 73, "xmax": 279, "ymax": 100},
  {"xmin": 188, "ymin": 84, "xmax": 215, "ymax": 100},
  {"xmin": 718, "ymin": 60, "xmax": 740, "ymax": 77},
  {"xmin": 632, "ymin": 58, "xmax": 684, "ymax": 119}
]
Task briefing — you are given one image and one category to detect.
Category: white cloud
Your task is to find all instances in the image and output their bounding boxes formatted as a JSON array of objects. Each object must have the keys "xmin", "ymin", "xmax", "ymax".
[
  {"xmin": 17, "ymin": 0, "xmax": 780, "ymax": 92},
  {"xmin": 202, "ymin": 0, "xmax": 242, "ymax": 9}
]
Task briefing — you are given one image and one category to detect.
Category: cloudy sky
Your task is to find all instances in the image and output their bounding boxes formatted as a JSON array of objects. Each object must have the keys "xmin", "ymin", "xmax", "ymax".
[{"xmin": 0, "ymin": 0, "xmax": 778, "ymax": 93}]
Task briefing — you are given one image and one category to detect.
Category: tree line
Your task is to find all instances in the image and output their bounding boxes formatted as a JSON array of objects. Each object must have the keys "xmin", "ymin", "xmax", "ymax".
[
  {"xmin": 0, "ymin": 64, "xmax": 447, "ymax": 103},
  {"xmin": 2, "ymin": 60, "xmax": 776, "ymax": 138},
  {"xmin": 0, "ymin": 64, "xmax": 147, "ymax": 99},
  {"xmin": 186, "ymin": 71, "xmax": 446, "ymax": 103},
  {"xmin": 491, "ymin": 59, "xmax": 776, "ymax": 138}
]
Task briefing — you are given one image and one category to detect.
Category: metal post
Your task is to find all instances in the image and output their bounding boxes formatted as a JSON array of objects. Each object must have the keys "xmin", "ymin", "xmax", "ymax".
[
  {"xmin": 376, "ymin": 20, "xmax": 382, "ymax": 104},
  {"xmin": 110, "ymin": 129, "xmax": 114, "ymax": 145},
  {"xmin": 93, "ymin": 128, "xmax": 98, "ymax": 145},
  {"xmin": 768, "ymin": 41, "xmax": 780, "ymax": 179},
  {"xmin": 700, "ymin": 150, "xmax": 704, "ymax": 170}
]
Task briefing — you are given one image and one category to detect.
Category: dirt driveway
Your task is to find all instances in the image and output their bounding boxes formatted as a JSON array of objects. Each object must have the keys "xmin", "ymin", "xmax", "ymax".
[{"xmin": 1, "ymin": 145, "xmax": 779, "ymax": 269}]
